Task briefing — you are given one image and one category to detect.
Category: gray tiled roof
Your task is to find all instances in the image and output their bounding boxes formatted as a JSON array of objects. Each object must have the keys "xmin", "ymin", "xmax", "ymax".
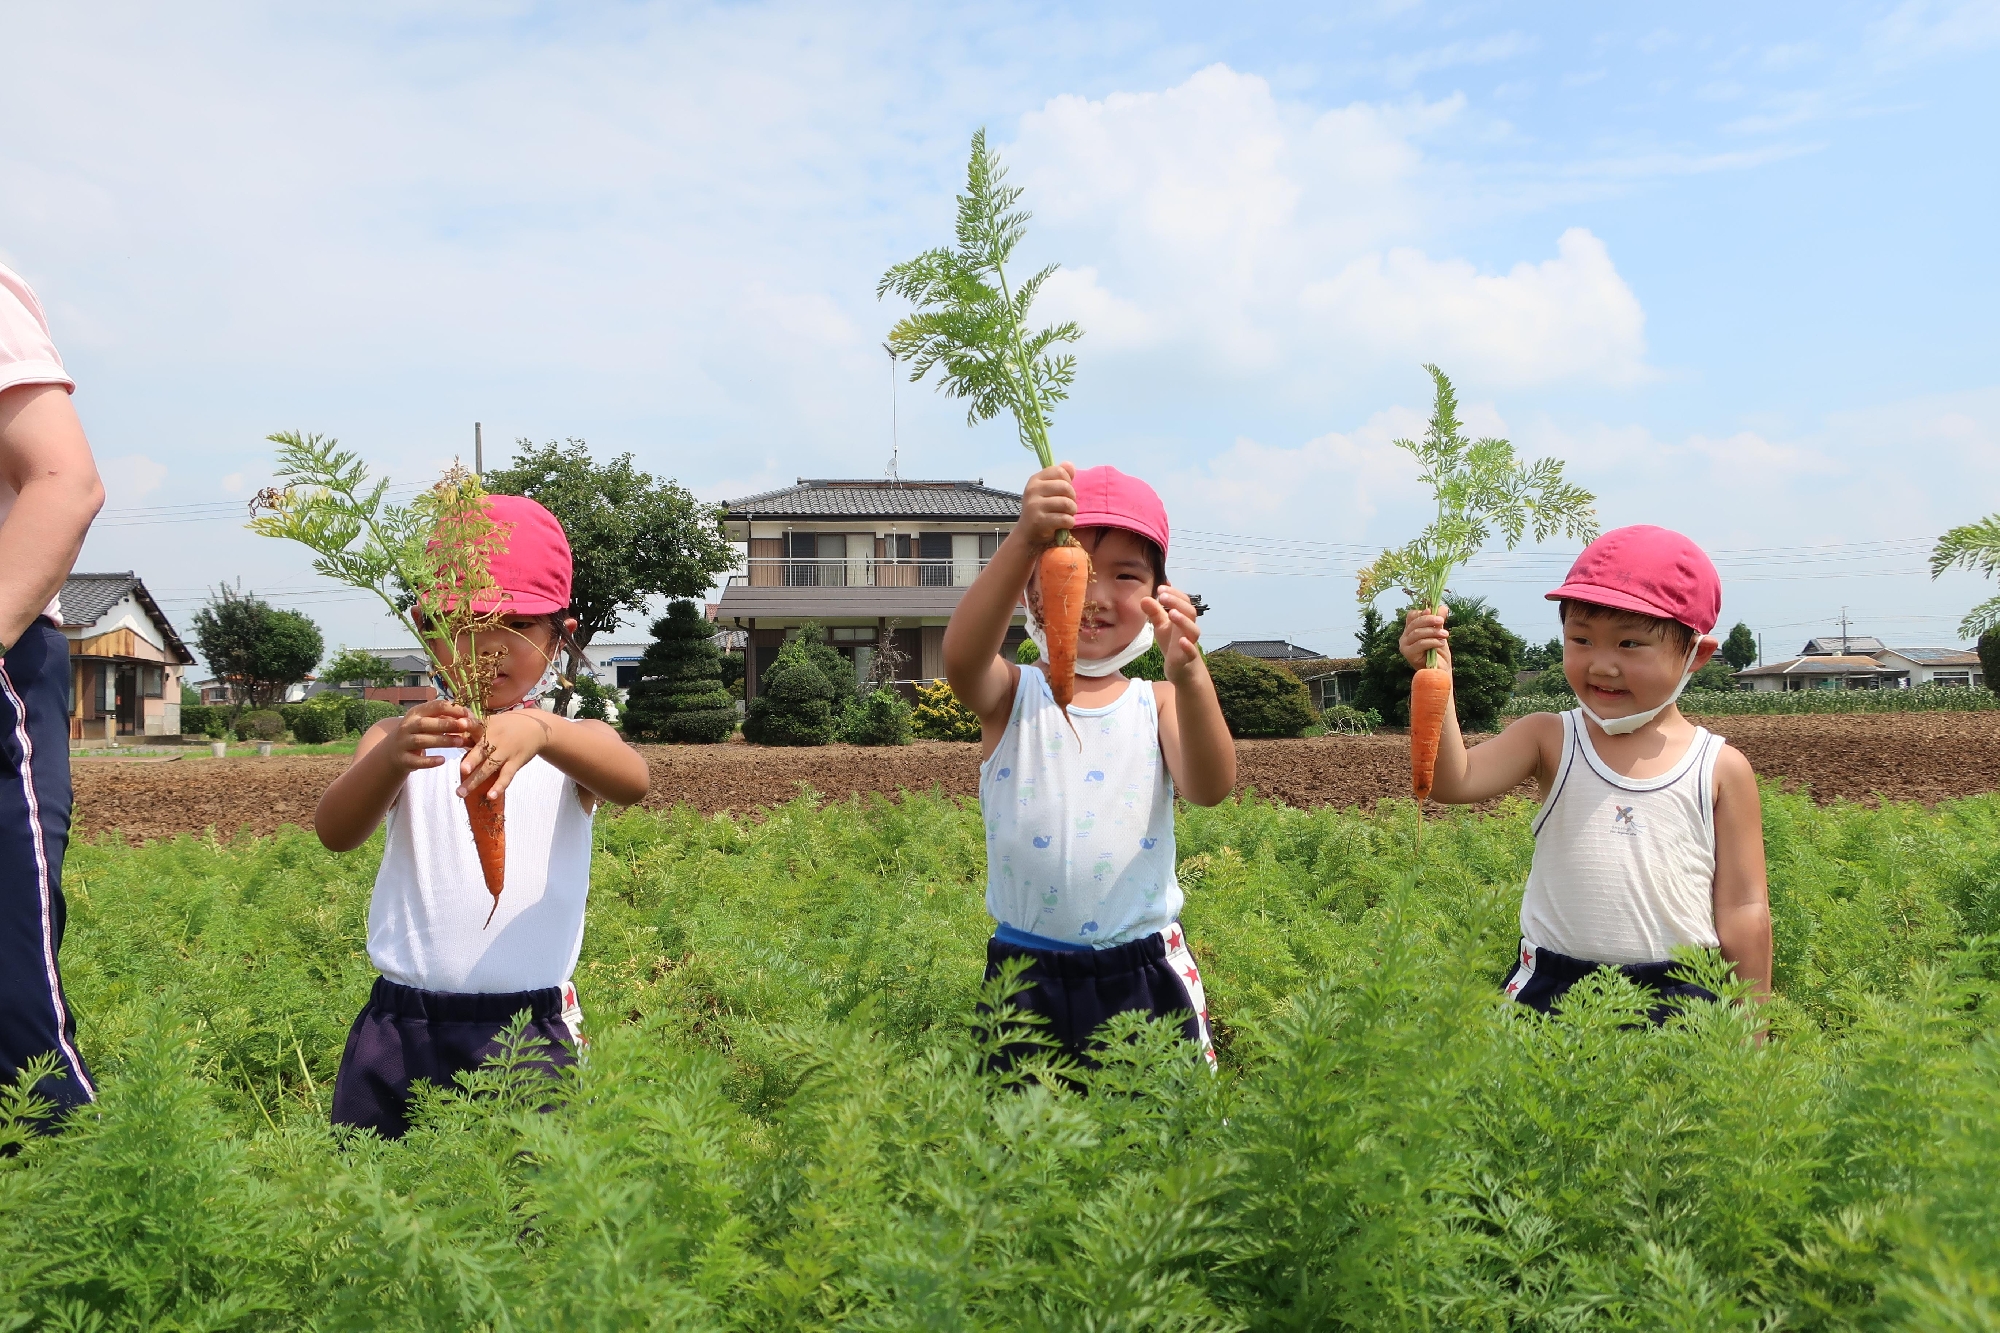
[
  {"xmin": 1216, "ymin": 639, "xmax": 1328, "ymax": 660},
  {"xmin": 1802, "ymin": 635, "xmax": 1887, "ymax": 656},
  {"xmin": 1886, "ymin": 646, "xmax": 1980, "ymax": 665},
  {"xmin": 724, "ymin": 479, "xmax": 1022, "ymax": 521},
  {"xmin": 59, "ymin": 572, "xmax": 194, "ymax": 664}
]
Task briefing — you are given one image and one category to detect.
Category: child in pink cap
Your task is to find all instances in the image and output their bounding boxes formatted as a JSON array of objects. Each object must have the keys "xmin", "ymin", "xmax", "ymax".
[
  {"xmin": 945, "ymin": 462, "xmax": 1236, "ymax": 1068},
  {"xmin": 1399, "ymin": 525, "xmax": 1771, "ymax": 1023},
  {"xmin": 314, "ymin": 495, "xmax": 651, "ymax": 1137}
]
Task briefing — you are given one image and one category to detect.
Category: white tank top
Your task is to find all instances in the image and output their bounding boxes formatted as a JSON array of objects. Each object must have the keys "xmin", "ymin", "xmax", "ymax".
[
  {"xmin": 1520, "ymin": 710, "xmax": 1724, "ymax": 964},
  {"xmin": 368, "ymin": 749, "xmax": 595, "ymax": 993},
  {"xmin": 979, "ymin": 666, "xmax": 1180, "ymax": 947}
]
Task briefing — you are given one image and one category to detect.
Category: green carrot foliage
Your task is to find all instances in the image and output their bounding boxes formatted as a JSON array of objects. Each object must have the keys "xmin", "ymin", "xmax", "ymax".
[
  {"xmin": 879, "ymin": 128, "xmax": 1080, "ymax": 470},
  {"xmin": 1357, "ymin": 366, "xmax": 1598, "ymax": 666},
  {"xmin": 10, "ymin": 787, "xmax": 2000, "ymax": 1326}
]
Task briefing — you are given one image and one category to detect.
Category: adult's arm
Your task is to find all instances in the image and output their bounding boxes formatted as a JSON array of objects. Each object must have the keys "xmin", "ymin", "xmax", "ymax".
[{"xmin": 0, "ymin": 384, "xmax": 104, "ymax": 649}]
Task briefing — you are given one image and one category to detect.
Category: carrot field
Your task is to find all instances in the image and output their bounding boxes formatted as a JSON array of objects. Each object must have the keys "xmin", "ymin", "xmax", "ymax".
[{"xmin": 7, "ymin": 787, "xmax": 2000, "ymax": 1329}]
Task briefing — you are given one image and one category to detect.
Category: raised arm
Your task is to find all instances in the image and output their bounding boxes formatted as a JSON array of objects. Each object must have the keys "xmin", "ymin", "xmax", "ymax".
[
  {"xmin": 1148, "ymin": 585, "xmax": 1235, "ymax": 806},
  {"xmin": 0, "ymin": 384, "xmax": 104, "ymax": 650},
  {"xmin": 315, "ymin": 700, "xmax": 476, "ymax": 851},
  {"xmin": 1397, "ymin": 604, "xmax": 1556, "ymax": 803},
  {"xmin": 942, "ymin": 462, "xmax": 1076, "ymax": 727}
]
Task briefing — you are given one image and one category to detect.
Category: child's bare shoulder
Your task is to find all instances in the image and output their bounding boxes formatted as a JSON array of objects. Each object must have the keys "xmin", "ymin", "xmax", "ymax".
[{"xmin": 1714, "ymin": 740, "xmax": 1758, "ymax": 780}]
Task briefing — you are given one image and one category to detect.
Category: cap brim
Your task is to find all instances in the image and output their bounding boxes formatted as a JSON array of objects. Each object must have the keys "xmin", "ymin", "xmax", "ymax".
[
  {"xmin": 1544, "ymin": 580, "xmax": 1678, "ymax": 624},
  {"xmin": 463, "ymin": 593, "xmax": 568, "ymax": 616}
]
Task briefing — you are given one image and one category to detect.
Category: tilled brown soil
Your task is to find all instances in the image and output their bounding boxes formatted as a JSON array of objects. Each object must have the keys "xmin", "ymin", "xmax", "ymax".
[{"xmin": 69, "ymin": 711, "xmax": 2000, "ymax": 844}]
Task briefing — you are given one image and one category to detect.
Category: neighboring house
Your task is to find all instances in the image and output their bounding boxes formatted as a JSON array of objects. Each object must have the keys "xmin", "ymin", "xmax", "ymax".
[
  {"xmin": 303, "ymin": 650, "xmax": 439, "ymax": 708},
  {"xmin": 1872, "ymin": 646, "xmax": 1986, "ymax": 689},
  {"xmin": 1736, "ymin": 655, "xmax": 1902, "ymax": 692},
  {"xmin": 715, "ymin": 478, "xmax": 1027, "ymax": 698},
  {"xmin": 58, "ymin": 572, "xmax": 195, "ymax": 740},
  {"xmin": 1800, "ymin": 635, "xmax": 1889, "ymax": 657},
  {"xmin": 1214, "ymin": 640, "xmax": 1364, "ymax": 710},
  {"xmin": 583, "ymin": 641, "xmax": 651, "ymax": 691}
]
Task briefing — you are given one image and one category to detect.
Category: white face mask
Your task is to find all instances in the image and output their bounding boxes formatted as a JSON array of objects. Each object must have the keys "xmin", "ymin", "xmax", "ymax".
[
  {"xmin": 1578, "ymin": 643, "xmax": 1700, "ymax": 736},
  {"xmin": 1026, "ymin": 615, "xmax": 1156, "ymax": 677}
]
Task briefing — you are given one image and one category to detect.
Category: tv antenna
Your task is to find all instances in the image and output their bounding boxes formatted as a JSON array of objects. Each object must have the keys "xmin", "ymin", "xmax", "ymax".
[{"xmin": 883, "ymin": 342, "xmax": 900, "ymax": 483}]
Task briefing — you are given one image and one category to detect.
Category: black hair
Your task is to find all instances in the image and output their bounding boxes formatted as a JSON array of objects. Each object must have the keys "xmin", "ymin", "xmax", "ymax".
[{"xmin": 1558, "ymin": 599, "xmax": 1696, "ymax": 653}]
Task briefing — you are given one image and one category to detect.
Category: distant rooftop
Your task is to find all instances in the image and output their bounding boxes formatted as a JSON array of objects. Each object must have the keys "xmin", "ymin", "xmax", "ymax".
[
  {"xmin": 1801, "ymin": 635, "xmax": 1888, "ymax": 656},
  {"xmin": 724, "ymin": 479, "xmax": 1022, "ymax": 522},
  {"xmin": 59, "ymin": 572, "xmax": 194, "ymax": 664},
  {"xmin": 1737, "ymin": 655, "xmax": 1897, "ymax": 677},
  {"xmin": 1215, "ymin": 639, "xmax": 1328, "ymax": 661},
  {"xmin": 1881, "ymin": 646, "xmax": 1981, "ymax": 665}
]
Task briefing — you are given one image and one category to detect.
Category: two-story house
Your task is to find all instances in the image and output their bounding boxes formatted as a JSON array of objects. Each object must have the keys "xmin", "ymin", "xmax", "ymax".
[
  {"xmin": 59, "ymin": 572, "xmax": 195, "ymax": 740},
  {"xmin": 715, "ymin": 478, "xmax": 1027, "ymax": 699}
]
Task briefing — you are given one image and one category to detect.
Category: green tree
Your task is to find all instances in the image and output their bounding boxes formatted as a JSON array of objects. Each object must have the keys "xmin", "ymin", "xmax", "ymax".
[
  {"xmin": 620, "ymin": 601, "xmax": 737, "ymax": 744},
  {"xmin": 742, "ymin": 623, "xmax": 849, "ymax": 746},
  {"xmin": 1355, "ymin": 595, "xmax": 1522, "ymax": 733},
  {"xmin": 1519, "ymin": 637, "xmax": 1564, "ymax": 673},
  {"xmin": 485, "ymin": 439, "xmax": 737, "ymax": 710},
  {"xmin": 841, "ymin": 689, "xmax": 913, "ymax": 746},
  {"xmin": 1206, "ymin": 650, "xmax": 1315, "ymax": 739},
  {"xmin": 321, "ymin": 647, "xmax": 401, "ymax": 689},
  {"xmin": 191, "ymin": 585, "xmax": 323, "ymax": 711},
  {"xmin": 1721, "ymin": 622, "xmax": 1758, "ymax": 671},
  {"xmin": 1690, "ymin": 658, "xmax": 1738, "ymax": 691}
]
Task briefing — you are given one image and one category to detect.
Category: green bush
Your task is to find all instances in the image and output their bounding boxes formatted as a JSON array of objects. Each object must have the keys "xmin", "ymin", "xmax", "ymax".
[
  {"xmin": 1206, "ymin": 649, "xmax": 1314, "ymax": 738},
  {"xmin": 356, "ymin": 699, "xmax": 401, "ymax": 731},
  {"xmin": 289, "ymin": 697, "xmax": 349, "ymax": 744},
  {"xmin": 24, "ymin": 788, "xmax": 2000, "ymax": 1327},
  {"xmin": 233, "ymin": 709, "xmax": 284, "ymax": 741},
  {"xmin": 1355, "ymin": 596, "xmax": 1522, "ymax": 732},
  {"xmin": 1318, "ymin": 703, "xmax": 1380, "ymax": 735},
  {"xmin": 178, "ymin": 704, "xmax": 228, "ymax": 739},
  {"xmin": 276, "ymin": 702, "xmax": 310, "ymax": 732},
  {"xmin": 571, "ymin": 676, "xmax": 615, "ymax": 724},
  {"xmin": 841, "ymin": 687, "xmax": 912, "ymax": 746},
  {"xmin": 742, "ymin": 624, "xmax": 847, "ymax": 746},
  {"xmin": 911, "ymin": 677, "xmax": 981, "ymax": 741},
  {"xmin": 1015, "ymin": 637, "xmax": 1039, "ymax": 664},
  {"xmin": 622, "ymin": 602, "xmax": 738, "ymax": 744}
]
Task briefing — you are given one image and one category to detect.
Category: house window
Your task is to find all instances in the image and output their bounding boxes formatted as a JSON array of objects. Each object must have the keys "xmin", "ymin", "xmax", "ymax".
[
  {"xmin": 830, "ymin": 626, "xmax": 876, "ymax": 642},
  {"xmin": 919, "ymin": 532, "xmax": 952, "ymax": 586},
  {"xmin": 1932, "ymin": 671, "xmax": 1971, "ymax": 688},
  {"xmin": 616, "ymin": 663, "xmax": 643, "ymax": 688},
  {"xmin": 142, "ymin": 665, "xmax": 165, "ymax": 698}
]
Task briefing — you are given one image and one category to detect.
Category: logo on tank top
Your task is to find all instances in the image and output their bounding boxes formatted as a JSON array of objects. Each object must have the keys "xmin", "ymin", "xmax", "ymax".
[{"xmin": 1612, "ymin": 804, "xmax": 1638, "ymax": 836}]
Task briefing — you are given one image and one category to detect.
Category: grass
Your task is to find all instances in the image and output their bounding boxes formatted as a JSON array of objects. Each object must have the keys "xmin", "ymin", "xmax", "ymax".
[{"xmin": 8, "ymin": 787, "xmax": 2000, "ymax": 1328}]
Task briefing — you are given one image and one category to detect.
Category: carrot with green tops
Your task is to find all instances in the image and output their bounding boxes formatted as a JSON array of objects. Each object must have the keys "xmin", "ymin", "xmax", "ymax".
[
  {"xmin": 1356, "ymin": 366, "xmax": 1599, "ymax": 801},
  {"xmin": 878, "ymin": 127, "xmax": 1090, "ymax": 713}
]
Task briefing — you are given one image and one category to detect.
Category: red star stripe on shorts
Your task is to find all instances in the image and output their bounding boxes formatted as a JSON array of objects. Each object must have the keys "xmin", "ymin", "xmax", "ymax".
[{"xmin": 1167, "ymin": 927, "xmax": 1184, "ymax": 952}]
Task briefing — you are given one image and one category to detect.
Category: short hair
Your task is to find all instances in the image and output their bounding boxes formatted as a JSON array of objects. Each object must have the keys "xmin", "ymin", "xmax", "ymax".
[{"xmin": 1558, "ymin": 599, "xmax": 1696, "ymax": 653}]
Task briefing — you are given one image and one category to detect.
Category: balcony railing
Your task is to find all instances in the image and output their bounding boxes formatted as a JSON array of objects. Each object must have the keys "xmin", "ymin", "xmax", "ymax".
[{"xmin": 728, "ymin": 557, "xmax": 990, "ymax": 589}]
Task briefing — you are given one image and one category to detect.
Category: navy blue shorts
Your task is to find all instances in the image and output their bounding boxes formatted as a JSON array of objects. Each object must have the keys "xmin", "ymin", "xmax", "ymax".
[
  {"xmin": 0, "ymin": 622, "xmax": 94, "ymax": 1125},
  {"xmin": 1504, "ymin": 940, "xmax": 1719, "ymax": 1026},
  {"xmin": 330, "ymin": 977, "xmax": 580, "ymax": 1139},
  {"xmin": 981, "ymin": 924, "xmax": 1214, "ymax": 1070}
]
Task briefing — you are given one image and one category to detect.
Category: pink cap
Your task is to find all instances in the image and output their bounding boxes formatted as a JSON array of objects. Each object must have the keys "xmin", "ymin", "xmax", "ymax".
[
  {"xmin": 472, "ymin": 494, "xmax": 573, "ymax": 615},
  {"xmin": 1545, "ymin": 525, "xmax": 1719, "ymax": 635},
  {"xmin": 1072, "ymin": 465, "xmax": 1169, "ymax": 560}
]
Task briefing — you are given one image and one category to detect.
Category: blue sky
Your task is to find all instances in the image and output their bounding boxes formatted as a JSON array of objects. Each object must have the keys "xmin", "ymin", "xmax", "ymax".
[{"xmin": 5, "ymin": 1, "xmax": 1997, "ymax": 664}]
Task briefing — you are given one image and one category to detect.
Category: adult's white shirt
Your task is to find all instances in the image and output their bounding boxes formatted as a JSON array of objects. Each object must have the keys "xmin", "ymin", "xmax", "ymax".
[{"xmin": 0, "ymin": 264, "xmax": 76, "ymax": 626}]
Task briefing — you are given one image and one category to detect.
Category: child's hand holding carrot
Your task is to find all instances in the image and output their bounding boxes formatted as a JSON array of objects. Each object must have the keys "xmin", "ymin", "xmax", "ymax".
[
  {"xmin": 1399, "ymin": 605, "xmax": 1452, "ymax": 671},
  {"xmin": 1016, "ymin": 462, "xmax": 1078, "ymax": 547},
  {"xmin": 380, "ymin": 699, "xmax": 477, "ymax": 773}
]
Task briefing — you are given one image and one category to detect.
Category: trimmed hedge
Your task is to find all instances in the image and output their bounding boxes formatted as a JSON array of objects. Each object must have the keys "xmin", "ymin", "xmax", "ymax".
[
  {"xmin": 1206, "ymin": 650, "xmax": 1315, "ymax": 739},
  {"xmin": 911, "ymin": 678, "xmax": 981, "ymax": 741},
  {"xmin": 841, "ymin": 688, "xmax": 913, "ymax": 746}
]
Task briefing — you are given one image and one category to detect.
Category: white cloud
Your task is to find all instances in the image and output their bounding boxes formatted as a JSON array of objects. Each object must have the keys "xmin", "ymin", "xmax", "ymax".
[
  {"xmin": 1009, "ymin": 65, "xmax": 1652, "ymax": 387},
  {"xmin": 1300, "ymin": 228, "xmax": 1650, "ymax": 387}
]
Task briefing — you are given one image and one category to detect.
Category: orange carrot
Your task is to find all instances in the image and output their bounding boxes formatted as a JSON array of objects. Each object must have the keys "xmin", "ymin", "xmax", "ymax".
[
  {"xmin": 1408, "ymin": 664, "xmax": 1451, "ymax": 801},
  {"xmin": 465, "ymin": 772, "xmax": 507, "ymax": 928},
  {"xmin": 1039, "ymin": 542, "xmax": 1089, "ymax": 710}
]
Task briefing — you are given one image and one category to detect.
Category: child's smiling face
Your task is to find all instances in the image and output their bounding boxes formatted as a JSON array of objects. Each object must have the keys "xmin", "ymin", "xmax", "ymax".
[
  {"xmin": 1028, "ymin": 526, "xmax": 1159, "ymax": 660},
  {"xmin": 426, "ymin": 614, "xmax": 571, "ymax": 710},
  {"xmin": 1560, "ymin": 605, "xmax": 1700, "ymax": 721}
]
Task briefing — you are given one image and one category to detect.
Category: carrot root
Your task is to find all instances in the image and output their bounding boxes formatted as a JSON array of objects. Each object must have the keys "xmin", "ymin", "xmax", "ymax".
[
  {"xmin": 464, "ymin": 772, "xmax": 507, "ymax": 928},
  {"xmin": 1408, "ymin": 665, "xmax": 1451, "ymax": 802},
  {"xmin": 1038, "ymin": 542, "xmax": 1089, "ymax": 722}
]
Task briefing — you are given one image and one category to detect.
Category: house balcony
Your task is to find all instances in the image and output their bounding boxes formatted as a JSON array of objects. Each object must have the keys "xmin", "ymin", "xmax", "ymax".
[{"xmin": 727, "ymin": 556, "xmax": 990, "ymax": 589}]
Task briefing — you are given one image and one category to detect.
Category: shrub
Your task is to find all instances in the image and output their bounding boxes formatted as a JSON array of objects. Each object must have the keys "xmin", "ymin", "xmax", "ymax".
[
  {"xmin": 178, "ymin": 705, "xmax": 228, "ymax": 739},
  {"xmin": 1016, "ymin": 638, "xmax": 1040, "ymax": 664},
  {"xmin": 622, "ymin": 601, "xmax": 737, "ymax": 744},
  {"xmin": 571, "ymin": 676, "xmax": 615, "ymax": 723},
  {"xmin": 289, "ymin": 697, "xmax": 348, "ymax": 744},
  {"xmin": 1355, "ymin": 595, "xmax": 1522, "ymax": 732},
  {"xmin": 233, "ymin": 709, "xmax": 284, "ymax": 741},
  {"xmin": 742, "ymin": 625, "xmax": 846, "ymax": 746},
  {"xmin": 842, "ymin": 688, "xmax": 913, "ymax": 746},
  {"xmin": 1502, "ymin": 681, "xmax": 2000, "ymax": 720},
  {"xmin": 1318, "ymin": 704, "xmax": 1380, "ymax": 735},
  {"xmin": 1207, "ymin": 650, "xmax": 1314, "ymax": 738},
  {"xmin": 911, "ymin": 677, "xmax": 981, "ymax": 741},
  {"xmin": 356, "ymin": 699, "xmax": 401, "ymax": 731},
  {"xmin": 276, "ymin": 702, "xmax": 310, "ymax": 732}
]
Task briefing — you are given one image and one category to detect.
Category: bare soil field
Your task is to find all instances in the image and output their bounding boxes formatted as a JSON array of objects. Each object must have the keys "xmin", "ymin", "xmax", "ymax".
[{"xmin": 69, "ymin": 711, "xmax": 2000, "ymax": 844}]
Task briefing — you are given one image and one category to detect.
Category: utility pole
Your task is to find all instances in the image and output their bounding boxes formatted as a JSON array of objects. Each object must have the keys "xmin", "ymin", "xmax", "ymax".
[
  {"xmin": 1758, "ymin": 633, "xmax": 1764, "ymax": 667},
  {"xmin": 1840, "ymin": 605, "xmax": 1849, "ymax": 655},
  {"xmin": 883, "ymin": 343, "xmax": 900, "ymax": 482},
  {"xmin": 474, "ymin": 422, "xmax": 484, "ymax": 480}
]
